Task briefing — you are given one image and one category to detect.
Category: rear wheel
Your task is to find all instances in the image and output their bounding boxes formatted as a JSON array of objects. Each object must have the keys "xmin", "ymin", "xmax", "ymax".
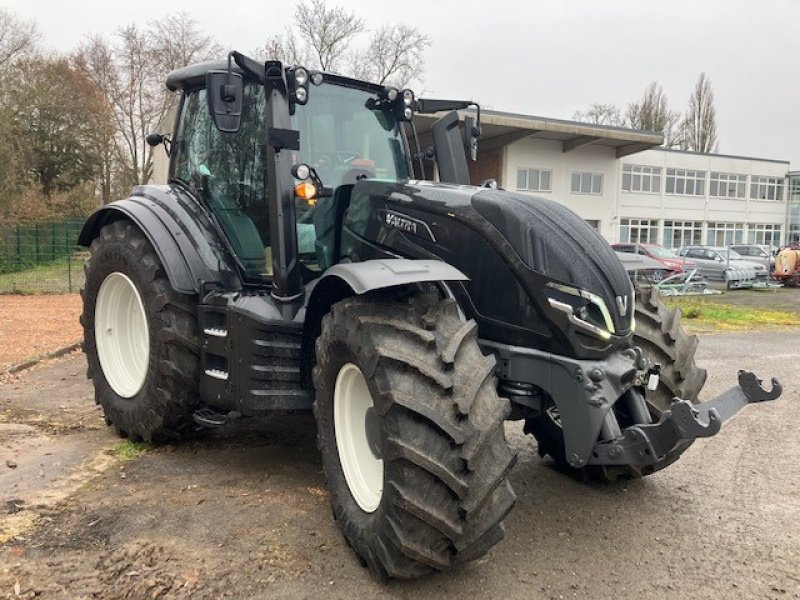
[
  {"xmin": 313, "ymin": 292, "xmax": 516, "ymax": 579},
  {"xmin": 526, "ymin": 286, "xmax": 707, "ymax": 481},
  {"xmin": 81, "ymin": 220, "xmax": 201, "ymax": 442}
]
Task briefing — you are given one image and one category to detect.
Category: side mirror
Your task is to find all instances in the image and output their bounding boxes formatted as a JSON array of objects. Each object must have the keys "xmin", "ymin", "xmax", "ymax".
[
  {"xmin": 431, "ymin": 110, "xmax": 470, "ymax": 185},
  {"xmin": 206, "ymin": 70, "xmax": 243, "ymax": 132},
  {"xmin": 464, "ymin": 115, "xmax": 480, "ymax": 161}
]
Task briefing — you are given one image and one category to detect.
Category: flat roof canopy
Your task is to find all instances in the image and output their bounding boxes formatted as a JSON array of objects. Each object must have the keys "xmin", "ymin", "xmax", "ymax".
[{"xmin": 413, "ymin": 109, "xmax": 664, "ymax": 158}]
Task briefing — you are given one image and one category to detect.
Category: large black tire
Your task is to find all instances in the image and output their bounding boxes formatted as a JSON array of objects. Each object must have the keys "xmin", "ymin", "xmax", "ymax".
[
  {"xmin": 526, "ymin": 286, "xmax": 707, "ymax": 482},
  {"xmin": 80, "ymin": 220, "xmax": 201, "ymax": 442},
  {"xmin": 313, "ymin": 292, "xmax": 516, "ymax": 579}
]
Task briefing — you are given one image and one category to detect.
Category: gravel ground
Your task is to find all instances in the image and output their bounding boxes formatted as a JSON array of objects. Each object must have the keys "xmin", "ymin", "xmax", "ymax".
[
  {"xmin": 0, "ymin": 295, "xmax": 82, "ymax": 371},
  {"xmin": 0, "ymin": 331, "xmax": 798, "ymax": 599}
]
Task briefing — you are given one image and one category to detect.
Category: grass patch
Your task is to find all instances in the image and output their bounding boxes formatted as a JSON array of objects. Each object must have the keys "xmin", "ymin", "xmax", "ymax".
[
  {"xmin": 664, "ymin": 298, "xmax": 798, "ymax": 331},
  {"xmin": 0, "ymin": 255, "xmax": 86, "ymax": 294},
  {"xmin": 108, "ymin": 440, "xmax": 151, "ymax": 461}
]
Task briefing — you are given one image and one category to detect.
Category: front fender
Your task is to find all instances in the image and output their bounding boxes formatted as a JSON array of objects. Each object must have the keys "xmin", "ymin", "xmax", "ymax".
[
  {"xmin": 298, "ymin": 259, "xmax": 469, "ymax": 387},
  {"xmin": 321, "ymin": 258, "xmax": 468, "ymax": 294},
  {"xmin": 78, "ymin": 184, "xmax": 241, "ymax": 294}
]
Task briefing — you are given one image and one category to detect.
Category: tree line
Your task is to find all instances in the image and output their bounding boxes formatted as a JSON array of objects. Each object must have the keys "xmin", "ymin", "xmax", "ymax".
[
  {"xmin": 572, "ymin": 74, "xmax": 719, "ymax": 153},
  {"xmin": 1, "ymin": 1, "xmax": 722, "ymax": 225},
  {"xmin": 0, "ymin": 1, "xmax": 430, "ymax": 223}
]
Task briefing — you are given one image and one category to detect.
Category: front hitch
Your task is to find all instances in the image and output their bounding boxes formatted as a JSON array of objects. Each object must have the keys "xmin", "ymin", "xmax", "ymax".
[{"xmin": 589, "ymin": 371, "xmax": 782, "ymax": 467}]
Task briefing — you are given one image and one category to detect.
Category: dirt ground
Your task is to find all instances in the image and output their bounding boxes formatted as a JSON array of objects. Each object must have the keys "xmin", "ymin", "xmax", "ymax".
[
  {"xmin": 0, "ymin": 295, "xmax": 82, "ymax": 371},
  {"xmin": 0, "ymin": 332, "xmax": 798, "ymax": 599}
]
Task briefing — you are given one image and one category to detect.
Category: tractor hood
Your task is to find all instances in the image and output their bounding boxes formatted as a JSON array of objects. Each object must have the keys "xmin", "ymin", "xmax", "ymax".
[
  {"xmin": 340, "ymin": 179, "xmax": 634, "ymax": 359},
  {"xmin": 470, "ymin": 188, "xmax": 633, "ymax": 331}
]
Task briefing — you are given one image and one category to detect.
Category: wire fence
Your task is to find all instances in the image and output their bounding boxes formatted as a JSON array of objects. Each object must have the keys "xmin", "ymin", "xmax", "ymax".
[{"xmin": 0, "ymin": 220, "xmax": 87, "ymax": 294}]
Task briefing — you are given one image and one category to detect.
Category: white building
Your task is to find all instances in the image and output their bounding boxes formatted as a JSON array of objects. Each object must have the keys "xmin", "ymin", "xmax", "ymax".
[{"xmin": 418, "ymin": 109, "xmax": 790, "ymax": 248}]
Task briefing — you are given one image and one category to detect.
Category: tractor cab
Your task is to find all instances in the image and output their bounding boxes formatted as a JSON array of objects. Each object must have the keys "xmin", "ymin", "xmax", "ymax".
[{"xmin": 164, "ymin": 55, "xmax": 415, "ymax": 291}]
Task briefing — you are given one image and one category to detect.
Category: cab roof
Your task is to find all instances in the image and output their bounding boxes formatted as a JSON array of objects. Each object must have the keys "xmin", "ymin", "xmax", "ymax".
[{"xmin": 165, "ymin": 60, "xmax": 386, "ymax": 95}]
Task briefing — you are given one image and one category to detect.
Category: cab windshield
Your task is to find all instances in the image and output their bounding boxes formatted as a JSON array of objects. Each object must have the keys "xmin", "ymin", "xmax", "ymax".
[{"xmin": 291, "ymin": 82, "xmax": 410, "ymax": 186}]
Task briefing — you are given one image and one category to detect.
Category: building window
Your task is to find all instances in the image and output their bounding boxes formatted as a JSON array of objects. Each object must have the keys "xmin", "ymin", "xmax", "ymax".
[
  {"xmin": 789, "ymin": 224, "xmax": 800, "ymax": 244},
  {"xmin": 789, "ymin": 176, "xmax": 800, "ymax": 244},
  {"xmin": 663, "ymin": 220, "xmax": 702, "ymax": 249},
  {"xmin": 516, "ymin": 168, "xmax": 552, "ymax": 192},
  {"xmin": 750, "ymin": 176, "xmax": 784, "ymax": 201},
  {"xmin": 621, "ymin": 164, "xmax": 661, "ymax": 193},
  {"xmin": 790, "ymin": 176, "xmax": 800, "ymax": 202},
  {"xmin": 748, "ymin": 224, "xmax": 782, "ymax": 246},
  {"xmin": 619, "ymin": 218, "xmax": 658, "ymax": 244},
  {"xmin": 666, "ymin": 169, "xmax": 706, "ymax": 196},
  {"xmin": 706, "ymin": 222, "xmax": 744, "ymax": 246},
  {"xmin": 571, "ymin": 172, "xmax": 603, "ymax": 195},
  {"xmin": 709, "ymin": 172, "xmax": 746, "ymax": 199},
  {"xmin": 585, "ymin": 219, "xmax": 600, "ymax": 233}
]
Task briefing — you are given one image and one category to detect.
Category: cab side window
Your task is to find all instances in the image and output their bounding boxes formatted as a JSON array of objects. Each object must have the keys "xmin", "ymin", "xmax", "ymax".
[{"xmin": 172, "ymin": 84, "xmax": 271, "ymax": 280}]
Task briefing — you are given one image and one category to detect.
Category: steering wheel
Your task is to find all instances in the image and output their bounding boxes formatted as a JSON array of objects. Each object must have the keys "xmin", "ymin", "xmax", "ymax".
[{"xmin": 311, "ymin": 150, "xmax": 361, "ymax": 167}]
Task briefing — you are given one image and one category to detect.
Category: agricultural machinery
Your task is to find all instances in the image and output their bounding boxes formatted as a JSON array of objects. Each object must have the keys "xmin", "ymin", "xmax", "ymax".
[{"xmin": 78, "ymin": 52, "xmax": 782, "ymax": 579}]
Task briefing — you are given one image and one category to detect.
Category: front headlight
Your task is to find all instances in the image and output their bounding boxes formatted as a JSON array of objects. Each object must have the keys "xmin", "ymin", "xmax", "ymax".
[
  {"xmin": 545, "ymin": 282, "xmax": 633, "ymax": 341},
  {"xmin": 546, "ymin": 283, "xmax": 614, "ymax": 340}
]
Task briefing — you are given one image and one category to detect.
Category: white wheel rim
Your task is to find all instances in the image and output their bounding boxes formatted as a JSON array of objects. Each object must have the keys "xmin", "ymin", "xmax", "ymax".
[
  {"xmin": 334, "ymin": 363, "xmax": 383, "ymax": 512},
  {"xmin": 95, "ymin": 272, "xmax": 150, "ymax": 398}
]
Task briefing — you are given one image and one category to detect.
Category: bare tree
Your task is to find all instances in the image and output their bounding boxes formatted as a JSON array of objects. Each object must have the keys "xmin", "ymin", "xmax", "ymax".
[
  {"xmin": 259, "ymin": 32, "xmax": 311, "ymax": 65},
  {"xmin": 259, "ymin": 1, "xmax": 430, "ymax": 85},
  {"xmin": 572, "ymin": 103, "xmax": 625, "ymax": 127},
  {"xmin": 149, "ymin": 13, "xmax": 223, "ymax": 74},
  {"xmin": 680, "ymin": 72, "xmax": 718, "ymax": 153},
  {"xmin": 626, "ymin": 81, "xmax": 680, "ymax": 147},
  {"xmin": 75, "ymin": 29, "xmax": 157, "ymax": 188},
  {"xmin": 75, "ymin": 16, "xmax": 220, "ymax": 190},
  {"xmin": 0, "ymin": 8, "xmax": 38, "ymax": 69},
  {"xmin": 294, "ymin": 0, "xmax": 365, "ymax": 71},
  {"xmin": 352, "ymin": 24, "xmax": 430, "ymax": 87}
]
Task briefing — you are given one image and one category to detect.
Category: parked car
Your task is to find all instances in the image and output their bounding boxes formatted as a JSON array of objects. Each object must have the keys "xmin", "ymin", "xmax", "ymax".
[
  {"xmin": 729, "ymin": 244, "xmax": 775, "ymax": 269},
  {"xmin": 611, "ymin": 243, "xmax": 697, "ymax": 281},
  {"xmin": 676, "ymin": 246, "xmax": 769, "ymax": 284}
]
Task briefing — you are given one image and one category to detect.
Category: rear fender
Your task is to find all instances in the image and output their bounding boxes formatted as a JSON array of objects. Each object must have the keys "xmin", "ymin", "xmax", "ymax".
[{"xmin": 78, "ymin": 185, "xmax": 241, "ymax": 294}]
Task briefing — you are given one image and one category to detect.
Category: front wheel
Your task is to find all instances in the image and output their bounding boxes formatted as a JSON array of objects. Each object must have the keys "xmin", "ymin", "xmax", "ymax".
[
  {"xmin": 313, "ymin": 293, "xmax": 516, "ymax": 579},
  {"xmin": 81, "ymin": 220, "xmax": 201, "ymax": 442}
]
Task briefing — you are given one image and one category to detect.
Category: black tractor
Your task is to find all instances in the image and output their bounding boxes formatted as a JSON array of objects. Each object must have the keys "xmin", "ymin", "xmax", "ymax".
[{"xmin": 78, "ymin": 52, "xmax": 781, "ymax": 580}]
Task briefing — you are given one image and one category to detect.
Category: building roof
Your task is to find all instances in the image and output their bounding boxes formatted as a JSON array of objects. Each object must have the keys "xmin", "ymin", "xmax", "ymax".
[
  {"xmin": 413, "ymin": 108, "xmax": 664, "ymax": 158},
  {"xmin": 652, "ymin": 146, "xmax": 790, "ymax": 165}
]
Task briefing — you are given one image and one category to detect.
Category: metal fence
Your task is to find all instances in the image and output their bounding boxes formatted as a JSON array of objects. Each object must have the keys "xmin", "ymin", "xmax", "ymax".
[{"xmin": 0, "ymin": 220, "xmax": 86, "ymax": 294}]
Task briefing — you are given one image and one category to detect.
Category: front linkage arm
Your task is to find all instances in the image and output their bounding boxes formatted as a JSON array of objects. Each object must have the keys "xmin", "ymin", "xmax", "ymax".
[{"xmin": 590, "ymin": 371, "xmax": 783, "ymax": 467}]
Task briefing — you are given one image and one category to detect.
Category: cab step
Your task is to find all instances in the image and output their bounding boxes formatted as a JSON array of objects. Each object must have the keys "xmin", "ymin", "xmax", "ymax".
[{"xmin": 192, "ymin": 408, "xmax": 241, "ymax": 428}]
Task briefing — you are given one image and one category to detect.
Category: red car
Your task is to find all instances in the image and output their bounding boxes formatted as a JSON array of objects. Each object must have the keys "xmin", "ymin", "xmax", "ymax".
[{"xmin": 611, "ymin": 243, "xmax": 697, "ymax": 281}]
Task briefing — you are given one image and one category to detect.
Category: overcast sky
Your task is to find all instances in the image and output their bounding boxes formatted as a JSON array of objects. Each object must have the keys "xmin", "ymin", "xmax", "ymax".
[{"xmin": 7, "ymin": 0, "xmax": 798, "ymax": 167}]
